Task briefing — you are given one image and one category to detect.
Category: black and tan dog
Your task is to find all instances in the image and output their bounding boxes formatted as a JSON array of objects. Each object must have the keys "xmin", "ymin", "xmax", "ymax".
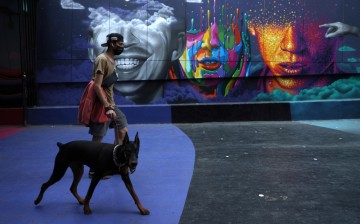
[{"xmin": 34, "ymin": 133, "xmax": 150, "ymax": 215}]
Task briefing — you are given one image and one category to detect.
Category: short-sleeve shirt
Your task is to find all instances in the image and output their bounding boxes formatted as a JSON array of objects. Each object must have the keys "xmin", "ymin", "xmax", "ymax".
[{"xmin": 92, "ymin": 54, "xmax": 116, "ymax": 106}]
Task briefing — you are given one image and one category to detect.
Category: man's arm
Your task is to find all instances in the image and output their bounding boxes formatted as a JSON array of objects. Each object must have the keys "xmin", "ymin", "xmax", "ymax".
[{"xmin": 93, "ymin": 73, "xmax": 110, "ymax": 107}]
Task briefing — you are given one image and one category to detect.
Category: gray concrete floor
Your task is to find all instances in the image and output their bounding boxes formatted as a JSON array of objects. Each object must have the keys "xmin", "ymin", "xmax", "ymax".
[{"xmin": 176, "ymin": 120, "xmax": 360, "ymax": 224}]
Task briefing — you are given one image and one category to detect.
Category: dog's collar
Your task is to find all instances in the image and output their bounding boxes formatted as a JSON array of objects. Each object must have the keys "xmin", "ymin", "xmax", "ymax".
[{"xmin": 113, "ymin": 144, "xmax": 126, "ymax": 170}]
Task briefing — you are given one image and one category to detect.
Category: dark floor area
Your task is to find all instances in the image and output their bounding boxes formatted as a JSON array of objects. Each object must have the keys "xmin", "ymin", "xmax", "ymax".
[{"xmin": 176, "ymin": 121, "xmax": 360, "ymax": 224}]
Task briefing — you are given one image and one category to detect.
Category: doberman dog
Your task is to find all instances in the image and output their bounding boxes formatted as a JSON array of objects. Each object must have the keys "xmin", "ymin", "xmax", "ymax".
[{"xmin": 34, "ymin": 132, "xmax": 150, "ymax": 215}]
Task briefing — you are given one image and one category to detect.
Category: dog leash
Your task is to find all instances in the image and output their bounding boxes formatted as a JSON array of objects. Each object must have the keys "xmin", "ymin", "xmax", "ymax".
[
  {"xmin": 113, "ymin": 119, "xmax": 120, "ymax": 145},
  {"xmin": 112, "ymin": 119, "xmax": 126, "ymax": 171}
]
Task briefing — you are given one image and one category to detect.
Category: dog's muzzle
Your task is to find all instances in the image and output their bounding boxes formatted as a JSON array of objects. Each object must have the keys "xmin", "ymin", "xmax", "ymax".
[{"xmin": 129, "ymin": 161, "xmax": 137, "ymax": 173}]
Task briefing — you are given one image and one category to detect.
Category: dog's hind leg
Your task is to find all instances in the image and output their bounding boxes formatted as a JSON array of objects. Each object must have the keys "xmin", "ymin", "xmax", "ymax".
[
  {"xmin": 69, "ymin": 162, "xmax": 84, "ymax": 204},
  {"xmin": 34, "ymin": 155, "xmax": 69, "ymax": 205}
]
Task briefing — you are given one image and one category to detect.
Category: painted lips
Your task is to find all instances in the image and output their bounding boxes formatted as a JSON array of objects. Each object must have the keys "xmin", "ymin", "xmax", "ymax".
[
  {"xmin": 199, "ymin": 58, "xmax": 221, "ymax": 70},
  {"xmin": 279, "ymin": 62, "xmax": 307, "ymax": 75}
]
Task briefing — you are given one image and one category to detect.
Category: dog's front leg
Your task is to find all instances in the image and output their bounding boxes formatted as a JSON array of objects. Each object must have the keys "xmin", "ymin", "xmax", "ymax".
[
  {"xmin": 121, "ymin": 169, "xmax": 150, "ymax": 215},
  {"xmin": 83, "ymin": 175, "xmax": 101, "ymax": 215}
]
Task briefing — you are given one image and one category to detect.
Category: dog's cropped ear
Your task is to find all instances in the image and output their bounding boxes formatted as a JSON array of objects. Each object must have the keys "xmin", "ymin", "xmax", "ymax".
[
  {"xmin": 134, "ymin": 132, "xmax": 140, "ymax": 146},
  {"xmin": 123, "ymin": 132, "xmax": 129, "ymax": 145}
]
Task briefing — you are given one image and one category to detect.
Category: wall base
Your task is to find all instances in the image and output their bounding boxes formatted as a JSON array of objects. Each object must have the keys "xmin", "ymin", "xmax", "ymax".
[
  {"xmin": 24, "ymin": 100, "xmax": 360, "ymax": 125},
  {"xmin": 0, "ymin": 108, "xmax": 24, "ymax": 125}
]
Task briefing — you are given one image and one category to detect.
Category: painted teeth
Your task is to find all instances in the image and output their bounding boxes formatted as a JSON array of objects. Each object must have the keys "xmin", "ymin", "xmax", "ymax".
[
  {"xmin": 203, "ymin": 61, "xmax": 218, "ymax": 65},
  {"xmin": 116, "ymin": 58, "xmax": 140, "ymax": 70}
]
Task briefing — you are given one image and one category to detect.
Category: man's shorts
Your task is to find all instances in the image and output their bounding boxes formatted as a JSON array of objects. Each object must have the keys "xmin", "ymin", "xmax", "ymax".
[{"xmin": 88, "ymin": 107, "xmax": 128, "ymax": 137}]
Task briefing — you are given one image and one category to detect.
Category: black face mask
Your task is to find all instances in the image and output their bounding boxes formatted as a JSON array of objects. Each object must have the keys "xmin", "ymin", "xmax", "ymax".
[{"xmin": 114, "ymin": 47, "xmax": 124, "ymax": 55}]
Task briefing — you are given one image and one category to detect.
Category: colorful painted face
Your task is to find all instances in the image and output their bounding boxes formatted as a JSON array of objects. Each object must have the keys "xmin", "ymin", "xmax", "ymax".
[
  {"xmin": 180, "ymin": 5, "xmax": 250, "ymax": 96},
  {"xmin": 248, "ymin": 0, "xmax": 341, "ymax": 92},
  {"xmin": 181, "ymin": 18, "xmax": 242, "ymax": 86}
]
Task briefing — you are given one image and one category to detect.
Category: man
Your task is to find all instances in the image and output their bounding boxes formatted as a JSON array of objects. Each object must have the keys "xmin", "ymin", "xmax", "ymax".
[
  {"xmin": 246, "ymin": 0, "xmax": 343, "ymax": 95},
  {"xmin": 89, "ymin": 33, "xmax": 128, "ymax": 178},
  {"xmin": 88, "ymin": 1, "xmax": 185, "ymax": 104}
]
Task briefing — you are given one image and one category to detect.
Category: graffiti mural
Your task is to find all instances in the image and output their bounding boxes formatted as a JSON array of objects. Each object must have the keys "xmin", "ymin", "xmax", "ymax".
[
  {"xmin": 243, "ymin": 0, "xmax": 360, "ymax": 102},
  {"xmin": 174, "ymin": 1, "xmax": 251, "ymax": 98},
  {"xmin": 36, "ymin": 0, "xmax": 360, "ymax": 106},
  {"xmin": 87, "ymin": 1, "xmax": 186, "ymax": 104}
]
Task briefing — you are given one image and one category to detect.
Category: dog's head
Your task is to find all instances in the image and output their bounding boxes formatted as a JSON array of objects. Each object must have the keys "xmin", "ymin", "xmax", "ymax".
[{"xmin": 114, "ymin": 132, "xmax": 140, "ymax": 173}]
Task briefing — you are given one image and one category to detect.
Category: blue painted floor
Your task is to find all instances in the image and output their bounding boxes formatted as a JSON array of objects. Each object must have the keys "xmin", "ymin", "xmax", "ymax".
[
  {"xmin": 0, "ymin": 124, "xmax": 195, "ymax": 224},
  {"xmin": 1, "ymin": 119, "xmax": 360, "ymax": 224}
]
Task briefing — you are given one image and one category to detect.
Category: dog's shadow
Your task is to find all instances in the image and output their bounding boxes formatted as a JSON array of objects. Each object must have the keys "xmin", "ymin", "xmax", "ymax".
[{"xmin": 34, "ymin": 200, "xmax": 141, "ymax": 216}]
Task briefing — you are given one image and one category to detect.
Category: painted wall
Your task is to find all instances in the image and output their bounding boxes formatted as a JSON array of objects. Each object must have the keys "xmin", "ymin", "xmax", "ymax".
[{"xmin": 36, "ymin": 0, "xmax": 360, "ymax": 106}]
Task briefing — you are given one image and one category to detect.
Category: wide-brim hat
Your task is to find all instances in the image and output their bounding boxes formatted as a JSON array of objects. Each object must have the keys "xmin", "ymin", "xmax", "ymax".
[{"xmin": 100, "ymin": 33, "xmax": 124, "ymax": 47}]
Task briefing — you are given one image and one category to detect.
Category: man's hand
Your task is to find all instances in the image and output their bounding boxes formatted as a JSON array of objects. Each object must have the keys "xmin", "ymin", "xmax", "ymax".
[{"xmin": 105, "ymin": 106, "xmax": 116, "ymax": 119}]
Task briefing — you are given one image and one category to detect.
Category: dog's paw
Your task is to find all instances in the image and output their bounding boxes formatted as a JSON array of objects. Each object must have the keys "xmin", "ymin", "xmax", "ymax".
[
  {"xmin": 34, "ymin": 197, "xmax": 42, "ymax": 205},
  {"xmin": 83, "ymin": 206, "xmax": 92, "ymax": 215},
  {"xmin": 140, "ymin": 208, "xmax": 150, "ymax": 215}
]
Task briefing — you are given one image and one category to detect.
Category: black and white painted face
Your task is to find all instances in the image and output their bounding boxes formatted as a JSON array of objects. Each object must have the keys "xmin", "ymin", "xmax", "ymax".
[{"xmin": 89, "ymin": 2, "xmax": 183, "ymax": 103}]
